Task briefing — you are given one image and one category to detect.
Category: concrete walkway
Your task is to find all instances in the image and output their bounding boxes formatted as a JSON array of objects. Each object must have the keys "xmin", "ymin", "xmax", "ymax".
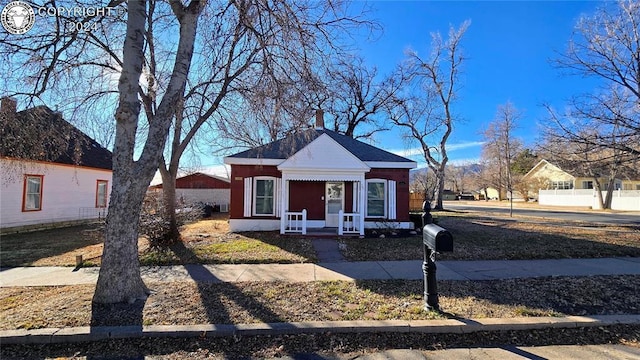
[
  {"xmin": 1, "ymin": 257, "xmax": 640, "ymax": 287},
  {"xmin": 2, "ymin": 258, "xmax": 640, "ymax": 357}
]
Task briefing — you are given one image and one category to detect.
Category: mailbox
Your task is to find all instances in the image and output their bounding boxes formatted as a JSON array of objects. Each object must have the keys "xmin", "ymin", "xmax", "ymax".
[{"xmin": 423, "ymin": 224, "xmax": 453, "ymax": 252}]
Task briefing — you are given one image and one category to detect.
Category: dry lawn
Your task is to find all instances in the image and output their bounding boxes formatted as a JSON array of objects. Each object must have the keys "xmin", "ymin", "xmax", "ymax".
[
  {"xmin": 1, "ymin": 211, "xmax": 638, "ymax": 267},
  {"xmin": 342, "ymin": 212, "xmax": 640, "ymax": 261},
  {"xmin": 1, "ymin": 214, "xmax": 316, "ymax": 267},
  {"xmin": 1, "ymin": 275, "xmax": 639, "ymax": 330}
]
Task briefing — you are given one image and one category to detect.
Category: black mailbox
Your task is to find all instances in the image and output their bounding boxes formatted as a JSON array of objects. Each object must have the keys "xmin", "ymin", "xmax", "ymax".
[{"xmin": 423, "ymin": 224, "xmax": 453, "ymax": 252}]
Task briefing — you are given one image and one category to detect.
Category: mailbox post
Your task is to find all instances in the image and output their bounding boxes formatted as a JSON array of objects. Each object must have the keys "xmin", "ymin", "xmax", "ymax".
[{"xmin": 421, "ymin": 201, "xmax": 453, "ymax": 311}]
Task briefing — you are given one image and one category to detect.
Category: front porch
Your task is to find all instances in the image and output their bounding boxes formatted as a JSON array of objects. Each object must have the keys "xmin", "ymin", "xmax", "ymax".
[{"xmin": 281, "ymin": 209, "xmax": 363, "ymax": 236}]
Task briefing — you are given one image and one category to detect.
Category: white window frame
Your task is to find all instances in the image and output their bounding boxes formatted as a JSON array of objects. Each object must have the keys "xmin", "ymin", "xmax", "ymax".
[
  {"xmin": 23, "ymin": 174, "xmax": 43, "ymax": 212},
  {"xmin": 366, "ymin": 179, "xmax": 387, "ymax": 218},
  {"xmin": 253, "ymin": 176, "xmax": 276, "ymax": 216},
  {"xmin": 551, "ymin": 180, "xmax": 572, "ymax": 190},
  {"xmin": 96, "ymin": 180, "xmax": 108, "ymax": 208}
]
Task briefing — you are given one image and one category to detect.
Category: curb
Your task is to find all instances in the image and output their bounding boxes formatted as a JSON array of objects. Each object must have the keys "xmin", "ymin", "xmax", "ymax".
[{"xmin": 2, "ymin": 315, "xmax": 639, "ymax": 345}]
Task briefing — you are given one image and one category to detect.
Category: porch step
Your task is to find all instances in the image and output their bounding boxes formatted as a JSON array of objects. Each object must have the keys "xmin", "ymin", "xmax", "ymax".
[{"xmin": 311, "ymin": 238, "xmax": 345, "ymax": 262}]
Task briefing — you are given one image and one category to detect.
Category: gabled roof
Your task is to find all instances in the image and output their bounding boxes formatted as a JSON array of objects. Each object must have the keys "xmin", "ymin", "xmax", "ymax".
[
  {"xmin": 184, "ymin": 172, "xmax": 230, "ymax": 183},
  {"xmin": 225, "ymin": 128, "xmax": 415, "ymax": 166},
  {"xmin": 1, "ymin": 105, "xmax": 112, "ymax": 170}
]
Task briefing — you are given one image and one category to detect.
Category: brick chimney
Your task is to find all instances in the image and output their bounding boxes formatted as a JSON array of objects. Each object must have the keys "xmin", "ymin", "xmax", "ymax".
[
  {"xmin": 1, "ymin": 97, "xmax": 17, "ymax": 115},
  {"xmin": 315, "ymin": 109, "xmax": 324, "ymax": 130}
]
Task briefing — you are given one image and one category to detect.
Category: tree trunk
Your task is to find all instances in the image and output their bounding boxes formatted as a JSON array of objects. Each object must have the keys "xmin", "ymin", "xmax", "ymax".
[
  {"xmin": 603, "ymin": 177, "xmax": 615, "ymax": 210},
  {"xmin": 93, "ymin": 179, "xmax": 150, "ymax": 303},
  {"xmin": 433, "ymin": 168, "xmax": 446, "ymax": 210},
  {"xmin": 159, "ymin": 165, "xmax": 181, "ymax": 243},
  {"xmin": 93, "ymin": 0, "xmax": 149, "ymax": 304},
  {"xmin": 593, "ymin": 179, "xmax": 605, "ymax": 210}
]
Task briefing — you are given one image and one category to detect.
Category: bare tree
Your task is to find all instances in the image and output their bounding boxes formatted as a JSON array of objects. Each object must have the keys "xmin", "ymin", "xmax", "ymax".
[
  {"xmin": 1, "ymin": 0, "xmax": 372, "ymax": 303},
  {"xmin": 481, "ymin": 101, "xmax": 523, "ymax": 215},
  {"xmin": 388, "ymin": 21, "xmax": 470, "ymax": 209},
  {"xmin": 409, "ymin": 168, "xmax": 437, "ymax": 203},
  {"xmin": 543, "ymin": 0, "xmax": 640, "ymax": 209},
  {"xmin": 445, "ymin": 162, "xmax": 476, "ymax": 194},
  {"xmin": 323, "ymin": 55, "xmax": 406, "ymax": 139},
  {"xmin": 155, "ymin": 1, "xmax": 369, "ymax": 243}
]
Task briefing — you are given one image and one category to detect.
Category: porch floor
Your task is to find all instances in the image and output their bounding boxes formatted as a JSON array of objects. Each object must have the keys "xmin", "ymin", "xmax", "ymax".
[{"xmin": 283, "ymin": 227, "xmax": 363, "ymax": 238}]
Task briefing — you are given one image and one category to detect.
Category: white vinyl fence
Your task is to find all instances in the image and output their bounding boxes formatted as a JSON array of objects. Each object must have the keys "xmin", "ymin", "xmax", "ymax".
[{"xmin": 539, "ymin": 189, "xmax": 640, "ymax": 211}]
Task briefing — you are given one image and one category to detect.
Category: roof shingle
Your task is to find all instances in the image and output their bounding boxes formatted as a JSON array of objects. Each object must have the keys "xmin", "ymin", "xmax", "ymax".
[
  {"xmin": 0, "ymin": 105, "xmax": 112, "ymax": 170},
  {"xmin": 228, "ymin": 128, "xmax": 413, "ymax": 163}
]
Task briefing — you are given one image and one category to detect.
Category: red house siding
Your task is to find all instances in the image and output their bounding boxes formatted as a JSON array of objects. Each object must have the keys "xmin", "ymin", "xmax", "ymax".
[
  {"xmin": 152, "ymin": 173, "xmax": 230, "ymax": 189},
  {"xmin": 366, "ymin": 168, "xmax": 411, "ymax": 221},
  {"xmin": 344, "ymin": 182, "xmax": 354, "ymax": 213},
  {"xmin": 229, "ymin": 166, "xmax": 410, "ymax": 222},
  {"xmin": 229, "ymin": 165, "xmax": 281, "ymax": 219},
  {"xmin": 176, "ymin": 174, "xmax": 230, "ymax": 189},
  {"xmin": 288, "ymin": 181, "xmax": 324, "ymax": 219}
]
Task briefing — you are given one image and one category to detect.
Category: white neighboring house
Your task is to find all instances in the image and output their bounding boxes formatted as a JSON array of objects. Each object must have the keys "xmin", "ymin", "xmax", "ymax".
[
  {"xmin": 522, "ymin": 159, "xmax": 640, "ymax": 211},
  {"xmin": 0, "ymin": 97, "xmax": 113, "ymax": 233}
]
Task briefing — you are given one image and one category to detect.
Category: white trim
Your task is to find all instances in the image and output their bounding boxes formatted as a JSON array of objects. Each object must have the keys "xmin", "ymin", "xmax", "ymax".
[
  {"xmin": 253, "ymin": 176, "xmax": 277, "ymax": 216},
  {"xmin": 364, "ymin": 161, "xmax": 417, "ymax": 169},
  {"xmin": 281, "ymin": 170, "xmax": 368, "ymax": 182},
  {"xmin": 243, "ymin": 177, "xmax": 252, "ymax": 217},
  {"xmin": 224, "ymin": 158, "xmax": 283, "ymax": 166},
  {"xmin": 365, "ymin": 221, "xmax": 414, "ymax": 230},
  {"xmin": 230, "ymin": 219, "xmax": 416, "ymax": 232},
  {"xmin": 388, "ymin": 180, "xmax": 397, "ymax": 219},
  {"xmin": 275, "ymin": 178, "xmax": 282, "ymax": 216},
  {"xmin": 229, "ymin": 219, "xmax": 281, "ymax": 232},
  {"xmin": 365, "ymin": 178, "xmax": 387, "ymax": 218},
  {"xmin": 352, "ymin": 181, "xmax": 359, "ymax": 212},
  {"xmin": 278, "ymin": 134, "xmax": 370, "ymax": 172},
  {"xmin": 325, "ymin": 181, "xmax": 345, "ymax": 227},
  {"xmin": 358, "ymin": 176, "xmax": 365, "ymax": 235}
]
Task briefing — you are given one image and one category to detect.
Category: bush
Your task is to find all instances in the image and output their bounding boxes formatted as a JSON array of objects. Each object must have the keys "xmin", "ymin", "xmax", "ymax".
[{"xmin": 139, "ymin": 193, "xmax": 202, "ymax": 248}]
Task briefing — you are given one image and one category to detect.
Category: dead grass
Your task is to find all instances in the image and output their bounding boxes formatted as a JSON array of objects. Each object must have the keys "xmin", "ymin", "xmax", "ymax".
[
  {"xmin": 342, "ymin": 212, "xmax": 640, "ymax": 261},
  {"xmin": 1, "ymin": 214, "xmax": 316, "ymax": 267},
  {"xmin": 1, "ymin": 275, "xmax": 638, "ymax": 330},
  {"xmin": 1, "ymin": 211, "xmax": 638, "ymax": 267}
]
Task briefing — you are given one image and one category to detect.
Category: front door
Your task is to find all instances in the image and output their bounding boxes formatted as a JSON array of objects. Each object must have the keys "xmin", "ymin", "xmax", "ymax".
[{"xmin": 325, "ymin": 182, "xmax": 344, "ymax": 227}]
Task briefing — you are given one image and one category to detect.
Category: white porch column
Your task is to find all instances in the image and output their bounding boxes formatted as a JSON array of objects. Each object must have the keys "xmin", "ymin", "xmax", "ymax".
[
  {"xmin": 280, "ymin": 175, "xmax": 289, "ymax": 234},
  {"xmin": 359, "ymin": 175, "xmax": 366, "ymax": 236}
]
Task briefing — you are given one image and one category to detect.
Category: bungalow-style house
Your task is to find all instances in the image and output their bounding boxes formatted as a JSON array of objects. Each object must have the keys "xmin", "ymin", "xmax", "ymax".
[
  {"xmin": 521, "ymin": 159, "xmax": 637, "ymax": 193},
  {"xmin": 0, "ymin": 97, "xmax": 113, "ymax": 232},
  {"xmin": 223, "ymin": 111, "xmax": 417, "ymax": 235},
  {"xmin": 522, "ymin": 159, "xmax": 640, "ymax": 210},
  {"xmin": 149, "ymin": 172, "xmax": 231, "ymax": 212}
]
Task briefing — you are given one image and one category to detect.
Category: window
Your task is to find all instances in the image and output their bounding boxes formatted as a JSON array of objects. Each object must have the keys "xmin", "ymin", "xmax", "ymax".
[
  {"xmin": 366, "ymin": 180, "xmax": 386, "ymax": 217},
  {"xmin": 96, "ymin": 180, "xmax": 108, "ymax": 208},
  {"xmin": 582, "ymin": 181, "xmax": 594, "ymax": 189},
  {"xmin": 23, "ymin": 175, "xmax": 43, "ymax": 211},
  {"xmin": 550, "ymin": 181, "xmax": 572, "ymax": 190},
  {"xmin": 254, "ymin": 177, "xmax": 275, "ymax": 216}
]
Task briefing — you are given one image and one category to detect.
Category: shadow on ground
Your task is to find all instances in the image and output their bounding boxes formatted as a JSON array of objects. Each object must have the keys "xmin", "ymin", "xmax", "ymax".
[
  {"xmin": 0, "ymin": 223, "xmax": 104, "ymax": 267},
  {"xmin": 340, "ymin": 214, "xmax": 640, "ymax": 262}
]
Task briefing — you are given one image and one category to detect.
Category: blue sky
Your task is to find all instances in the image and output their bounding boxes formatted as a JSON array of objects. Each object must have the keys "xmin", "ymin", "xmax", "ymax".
[
  {"xmin": 356, "ymin": 0, "xmax": 601, "ymax": 167},
  {"xmin": 163, "ymin": 1, "xmax": 604, "ymax": 180}
]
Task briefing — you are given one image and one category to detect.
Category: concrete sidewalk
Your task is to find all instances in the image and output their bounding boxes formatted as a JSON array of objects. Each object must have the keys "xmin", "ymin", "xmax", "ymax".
[
  {"xmin": 2, "ymin": 259, "xmax": 640, "ymax": 357},
  {"xmin": 2, "ymin": 257, "xmax": 640, "ymax": 287}
]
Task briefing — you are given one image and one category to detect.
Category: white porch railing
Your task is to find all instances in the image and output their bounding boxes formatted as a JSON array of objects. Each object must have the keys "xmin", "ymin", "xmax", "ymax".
[
  {"xmin": 281, "ymin": 209, "xmax": 307, "ymax": 234},
  {"xmin": 338, "ymin": 210, "xmax": 361, "ymax": 235}
]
